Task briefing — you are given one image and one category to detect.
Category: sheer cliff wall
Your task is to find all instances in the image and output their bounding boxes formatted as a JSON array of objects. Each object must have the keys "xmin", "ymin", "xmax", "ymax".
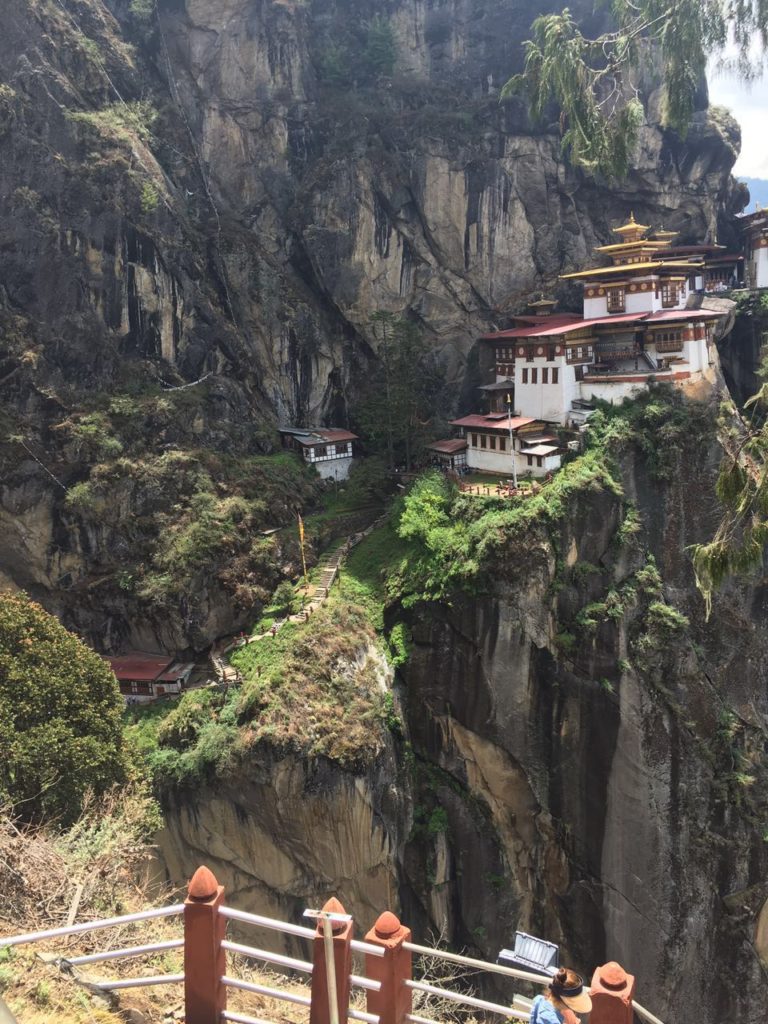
[
  {"xmin": 0, "ymin": 0, "xmax": 744, "ymax": 645},
  {"xmin": 158, "ymin": 401, "xmax": 768, "ymax": 1024}
]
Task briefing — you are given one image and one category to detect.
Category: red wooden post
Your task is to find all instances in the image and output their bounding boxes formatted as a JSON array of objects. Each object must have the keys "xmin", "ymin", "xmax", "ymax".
[
  {"xmin": 310, "ymin": 897, "xmax": 353, "ymax": 1024},
  {"xmin": 589, "ymin": 961, "xmax": 636, "ymax": 1024},
  {"xmin": 184, "ymin": 865, "xmax": 227, "ymax": 1024},
  {"xmin": 364, "ymin": 911, "xmax": 412, "ymax": 1024}
]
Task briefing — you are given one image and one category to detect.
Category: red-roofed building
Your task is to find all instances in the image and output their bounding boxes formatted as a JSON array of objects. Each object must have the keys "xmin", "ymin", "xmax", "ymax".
[
  {"xmin": 107, "ymin": 653, "xmax": 194, "ymax": 702},
  {"xmin": 279, "ymin": 427, "xmax": 358, "ymax": 481},
  {"xmin": 426, "ymin": 438, "xmax": 468, "ymax": 471},
  {"xmin": 477, "ymin": 220, "xmax": 727, "ymax": 426},
  {"xmin": 447, "ymin": 412, "xmax": 562, "ymax": 477}
]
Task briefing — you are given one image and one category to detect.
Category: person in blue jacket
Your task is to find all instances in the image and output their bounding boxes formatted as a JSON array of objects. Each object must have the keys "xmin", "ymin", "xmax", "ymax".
[{"xmin": 529, "ymin": 967, "xmax": 592, "ymax": 1024}]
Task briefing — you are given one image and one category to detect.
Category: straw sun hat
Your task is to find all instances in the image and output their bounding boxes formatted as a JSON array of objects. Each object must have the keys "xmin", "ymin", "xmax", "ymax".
[{"xmin": 551, "ymin": 969, "xmax": 593, "ymax": 1014}]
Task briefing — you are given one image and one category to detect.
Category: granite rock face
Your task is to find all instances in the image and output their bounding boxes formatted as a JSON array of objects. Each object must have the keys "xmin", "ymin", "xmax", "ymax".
[
  {"xmin": 158, "ymin": 410, "xmax": 768, "ymax": 1023},
  {"xmin": 0, "ymin": 0, "xmax": 744, "ymax": 645}
]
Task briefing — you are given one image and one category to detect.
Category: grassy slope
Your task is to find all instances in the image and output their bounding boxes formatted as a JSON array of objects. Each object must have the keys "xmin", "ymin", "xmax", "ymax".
[{"xmin": 128, "ymin": 388, "xmax": 710, "ymax": 788}]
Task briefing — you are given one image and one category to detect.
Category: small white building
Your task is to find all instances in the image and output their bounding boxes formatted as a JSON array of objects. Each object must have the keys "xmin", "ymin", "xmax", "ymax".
[
  {"xmin": 741, "ymin": 209, "xmax": 768, "ymax": 289},
  {"xmin": 279, "ymin": 427, "xmax": 358, "ymax": 481}
]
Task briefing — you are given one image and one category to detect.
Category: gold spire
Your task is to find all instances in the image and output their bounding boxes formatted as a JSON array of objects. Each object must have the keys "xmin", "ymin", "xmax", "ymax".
[{"xmin": 613, "ymin": 212, "xmax": 650, "ymax": 238}]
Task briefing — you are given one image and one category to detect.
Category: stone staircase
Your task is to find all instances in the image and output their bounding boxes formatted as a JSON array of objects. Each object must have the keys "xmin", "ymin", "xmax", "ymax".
[{"xmin": 312, "ymin": 549, "xmax": 343, "ymax": 599}]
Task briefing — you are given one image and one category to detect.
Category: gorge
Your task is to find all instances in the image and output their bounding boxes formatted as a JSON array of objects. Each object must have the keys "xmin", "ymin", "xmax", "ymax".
[{"xmin": 0, "ymin": 3, "xmax": 766, "ymax": 1024}]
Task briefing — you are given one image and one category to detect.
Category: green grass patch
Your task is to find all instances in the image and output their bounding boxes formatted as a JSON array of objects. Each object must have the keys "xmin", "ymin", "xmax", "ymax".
[
  {"xmin": 147, "ymin": 591, "xmax": 395, "ymax": 783},
  {"xmin": 123, "ymin": 696, "xmax": 182, "ymax": 762},
  {"xmin": 340, "ymin": 515, "xmax": 414, "ymax": 631}
]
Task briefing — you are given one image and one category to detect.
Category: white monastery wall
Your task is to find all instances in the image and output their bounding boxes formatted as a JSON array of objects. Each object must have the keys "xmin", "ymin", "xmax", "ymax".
[
  {"xmin": 578, "ymin": 379, "xmax": 648, "ymax": 405},
  {"xmin": 583, "ymin": 295, "xmax": 607, "ymax": 318},
  {"xmin": 310, "ymin": 454, "xmax": 354, "ymax": 480}
]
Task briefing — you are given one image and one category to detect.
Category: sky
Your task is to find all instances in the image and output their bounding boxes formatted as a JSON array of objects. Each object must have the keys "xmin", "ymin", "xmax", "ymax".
[{"xmin": 707, "ymin": 52, "xmax": 768, "ymax": 207}]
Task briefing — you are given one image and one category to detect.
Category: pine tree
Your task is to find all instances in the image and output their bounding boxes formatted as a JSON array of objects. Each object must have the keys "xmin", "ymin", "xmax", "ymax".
[
  {"xmin": 355, "ymin": 313, "xmax": 444, "ymax": 472},
  {"xmin": 364, "ymin": 16, "xmax": 397, "ymax": 78}
]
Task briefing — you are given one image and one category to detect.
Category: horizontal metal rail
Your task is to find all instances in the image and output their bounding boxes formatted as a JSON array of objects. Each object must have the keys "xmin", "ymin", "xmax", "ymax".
[
  {"xmin": 222, "ymin": 1012, "xmax": 276, "ymax": 1024},
  {"xmin": 405, "ymin": 979, "xmax": 530, "ymax": 1021},
  {"xmin": 221, "ymin": 940, "xmax": 312, "ymax": 974},
  {"xmin": 350, "ymin": 938, "xmax": 386, "ymax": 959},
  {"xmin": 351, "ymin": 973, "xmax": 382, "ymax": 992},
  {"xmin": 402, "ymin": 941, "xmax": 550, "ymax": 986},
  {"xmin": 0, "ymin": 905, "xmax": 185, "ymax": 948},
  {"xmin": 97, "ymin": 973, "xmax": 184, "ymax": 990},
  {"xmin": 65, "ymin": 939, "xmax": 184, "ymax": 965},
  {"xmin": 349, "ymin": 1009, "xmax": 379, "ymax": 1024},
  {"xmin": 220, "ymin": 906, "xmax": 315, "ymax": 940},
  {"xmin": 222, "ymin": 975, "xmax": 312, "ymax": 1006},
  {"xmin": 633, "ymin": 1001, "xmax": 666, "ymax": 1024},
  {"xmin": 405, "ymin": 1015, "xmax": 440, "ymax": 1024}
]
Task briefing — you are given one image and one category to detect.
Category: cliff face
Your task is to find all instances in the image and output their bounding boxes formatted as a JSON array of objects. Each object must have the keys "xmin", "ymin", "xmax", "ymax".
[
  {"xmin": 0, "ymin": 0, "xmax": 744, "ymax": 646},
  {"xmin": 158, "ymin": 387, "xmax": 768, "ymax": 1024},
  {"xmin": 398, "ymin": 453, "xmax": 768, "ymax": 1023}
]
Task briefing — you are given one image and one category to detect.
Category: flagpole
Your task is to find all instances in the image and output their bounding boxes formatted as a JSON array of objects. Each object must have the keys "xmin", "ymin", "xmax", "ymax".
[
  {"xmin": 298, "ymin": 513, "xmax": 308, "ymax": 591},
  {"xmin": 506, "ymin": 393, "xmax": 518, "ymax": 490}
]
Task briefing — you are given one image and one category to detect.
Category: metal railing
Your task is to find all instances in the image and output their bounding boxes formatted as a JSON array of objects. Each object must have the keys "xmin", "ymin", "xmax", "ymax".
[{"xmin": 0, "ymin": 864, "xmax": 667, "ymax": 1024}]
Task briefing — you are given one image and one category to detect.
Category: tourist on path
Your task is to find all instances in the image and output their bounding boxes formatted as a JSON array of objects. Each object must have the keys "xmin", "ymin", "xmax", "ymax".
[{"xmin": 527, "ymin": 968, "xmax": 592, "ymax": 1024}]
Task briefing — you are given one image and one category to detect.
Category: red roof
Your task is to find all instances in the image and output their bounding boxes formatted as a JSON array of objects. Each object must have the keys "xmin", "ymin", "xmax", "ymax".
[
  {"xmin": 482, "ymin": 307, "xmax": 724, "ymax": 340},
  {"xmin": 107, "ymin": 653, "xmax": 174, "ymax": 682},
  {"xmin": 481, "ymin": 312, "xmax": 644, "ymax": 339},
  {"xmin": 450, "ymin": 414, "xmax": 535, "ymax": 431},
  {"xmin": 427, "ymin": 438, "xmax": 468, "ymax": 454},
  {"xmin": 314, "ymin": 429, "xmax": 358, "ymax": 443},
  {"xmin": 508, "ymin": 313, "xmax": 582, "ymax": 327}
]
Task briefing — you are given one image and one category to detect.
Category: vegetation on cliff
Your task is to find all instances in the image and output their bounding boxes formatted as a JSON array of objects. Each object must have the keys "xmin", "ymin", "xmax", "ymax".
[
  {"xmin": 692, "ymin": 293, "xmax": 768, "ymax": 614},
  {"xmin": 135, "ymin": 581, "xmax": 398, "ymax": 787},
  {"xmin": 0, "ymin": 592, "xmax": 126, "ymax": 825},
  {"xmin": 509, "ymin": 0, "xmax": 767, "ymax": 175},
  {"xmin": 380, "ymin": 387, "xmax": 711, "ymax": 610}
]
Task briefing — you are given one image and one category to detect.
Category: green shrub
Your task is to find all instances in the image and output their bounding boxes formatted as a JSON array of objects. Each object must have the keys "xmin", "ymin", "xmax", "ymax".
[
  {"xmin": 272, "ymin": 581, "xmax": 297, "ymax": 617},
  {"xmin": 387, "ymin": 621, "xmax": 411, "ymax": 666},
  {"xmin": 364, "ymin": 16, "xmax": 397, "ymax": 77},
  {"xmin": 140, "ymin": 180, "xmax": 160, "ymax": 214},
  {"xmin": 0, "ymin": 592, "xmax": 126, "ymax": 824},
  {"xmin": 129, "ymin": 0, "xmax": 155, "ymax": 23}
]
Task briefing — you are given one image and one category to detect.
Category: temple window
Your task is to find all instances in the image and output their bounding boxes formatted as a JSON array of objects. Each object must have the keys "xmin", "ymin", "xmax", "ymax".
[
  {"xmin": 607, "ymin": 287, "xmax": 626, "ymax": 312},
  {"xmin": 661, "ymin": 282, "xmax": 678, "ymax": 307}
]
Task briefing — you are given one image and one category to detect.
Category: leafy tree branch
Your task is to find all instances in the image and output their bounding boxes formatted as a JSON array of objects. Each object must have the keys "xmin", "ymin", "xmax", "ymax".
[{"xmin": 504, "ymin": 1, "xmax": 767, "ymax": 176}]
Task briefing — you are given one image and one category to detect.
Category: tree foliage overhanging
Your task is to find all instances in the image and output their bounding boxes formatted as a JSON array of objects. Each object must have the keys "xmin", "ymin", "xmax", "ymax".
[
  {"xmin": 0, "ymin": 592, "xmax": 126, "ymax": 825},
  {"xmin": 691, "ymin": 298, "xmax": 768, "ymax": 615},
  {"xmin": 504, "ymin": 1, "xmax": 768, "ymax": 177}
]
